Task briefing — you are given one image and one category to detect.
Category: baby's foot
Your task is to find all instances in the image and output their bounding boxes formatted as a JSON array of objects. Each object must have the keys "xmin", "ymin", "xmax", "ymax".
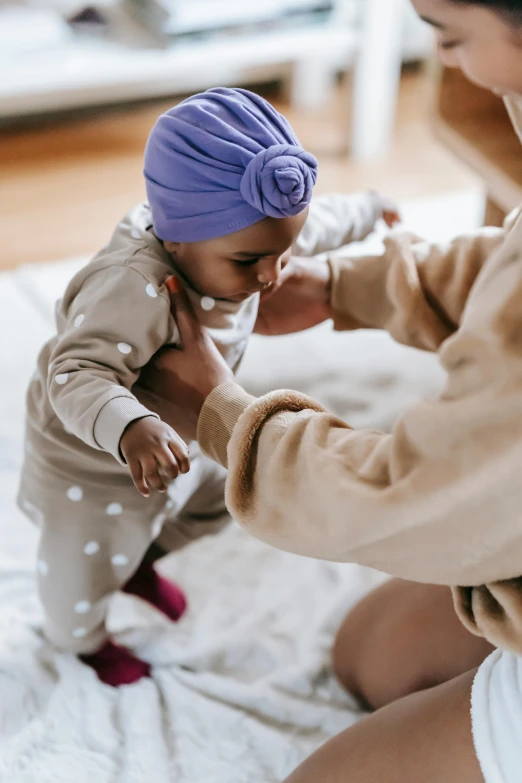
[
  {"xmin": 123, "ymin": 560, "xmax": 187, "ymax": 622},
  {"xmin": 80, "ymin": 640, "xmax": 151, "ymax": 687}
]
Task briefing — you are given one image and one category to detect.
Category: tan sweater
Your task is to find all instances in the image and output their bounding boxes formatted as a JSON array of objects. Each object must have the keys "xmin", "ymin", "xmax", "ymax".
[{"xmin": 197, "ymin": 96, "xmax": 522, "ymax": 655}]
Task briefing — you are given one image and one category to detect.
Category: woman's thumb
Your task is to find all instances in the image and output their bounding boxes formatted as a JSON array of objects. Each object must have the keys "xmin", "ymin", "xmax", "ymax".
[{"xmin": 165, "ymin": 276, "xmax": 200, "ymax": 344}]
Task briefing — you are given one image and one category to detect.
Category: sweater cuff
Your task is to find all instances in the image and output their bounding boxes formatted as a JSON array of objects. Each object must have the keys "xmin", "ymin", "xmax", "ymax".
[
  {"xmin": 197, "ymin": 382, "xmax": 255, "ymax": 468},
  {"xmin": 327, "ymin": 256, "xmax": 363, "ymax": 332},
  {"xmin": 93, "ymin": 396, "xmax": 158, "ymax": 464}
]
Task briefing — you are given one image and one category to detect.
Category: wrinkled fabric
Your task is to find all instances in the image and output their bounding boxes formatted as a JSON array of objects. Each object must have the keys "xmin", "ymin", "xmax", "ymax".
[{"xmin": 144, "ymin": 88, "xmax": 318, "ymax": 242}]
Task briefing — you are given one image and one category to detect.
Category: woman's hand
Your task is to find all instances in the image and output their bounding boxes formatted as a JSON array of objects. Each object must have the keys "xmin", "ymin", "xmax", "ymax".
[
  {"xmin": 135, "ymin": 277, "xmax": 234, "ymax": 442},
  {"xmin": 255, "ymin": 255, "xmax": 332, "ymax": 336}
]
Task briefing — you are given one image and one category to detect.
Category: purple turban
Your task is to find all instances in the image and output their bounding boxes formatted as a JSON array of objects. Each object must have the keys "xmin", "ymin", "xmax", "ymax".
[{"xmin": 144, "ymin": 88, "xmax": 318, "ymax": 242}]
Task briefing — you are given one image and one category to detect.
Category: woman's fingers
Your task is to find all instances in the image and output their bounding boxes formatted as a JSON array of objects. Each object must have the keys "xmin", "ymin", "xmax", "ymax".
[
  {"xmin": 165, "ymin": 276, "xmax": 202, "ymax": 346},
  {"xmin": 165, "ymin": 275, "xmax": 181, "ymax": 298}
]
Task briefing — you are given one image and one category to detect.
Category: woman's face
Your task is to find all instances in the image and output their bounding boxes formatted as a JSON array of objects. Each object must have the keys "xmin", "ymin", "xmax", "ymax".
[{"xmin": 412, "ymin": 0, "xmax": 522, "ymax": 96}]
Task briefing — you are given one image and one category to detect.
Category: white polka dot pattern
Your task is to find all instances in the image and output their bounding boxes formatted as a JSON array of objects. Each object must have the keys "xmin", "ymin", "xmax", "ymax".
[
  {"xmin": 83, "ymin": 541, "xmax": 100, "ymax": 556},
  {"xmin": 74, "ymin": 314, "xmax": 85, "ymax": 327},
  {"xmin": 145, "ymin": 283, "xmax": 158, "ymax": 298},
  {"xmin": 200, "ymin": 296, "xmax": 215, "ymax": 311},
  {"xmin": 67, "ymin": 486, "xmax": 83, "ymax": 502},
  {"xmin": 74, "ymin": 600, "xmax": 91, "ymax": 614},
  {"xmin": 106, "ymin": 502, "xmax": 123, "ymax": 516},
  {"xmin": 37, "ymin": 559, "xmax": 49, "ymax": 576},
  {"xmin": 72, "ymin": 627, "xmax": 87, "ymax": 638},
  {"xmin": 111, "ymin": 554, "xmax": 129, "ymax": 567},
  {"xmin": 118, "ymin": 343, "xmax": 132, "ymax": 355},
  {"xmin": 55, "ymin": 373, "xmax": 69, "ymax": 385}
]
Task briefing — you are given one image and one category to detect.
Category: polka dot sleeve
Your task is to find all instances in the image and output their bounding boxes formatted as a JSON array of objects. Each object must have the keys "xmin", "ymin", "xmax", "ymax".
[{"xmin": 47, "ymin": 265, "xmax": 174, "ymax": 463}]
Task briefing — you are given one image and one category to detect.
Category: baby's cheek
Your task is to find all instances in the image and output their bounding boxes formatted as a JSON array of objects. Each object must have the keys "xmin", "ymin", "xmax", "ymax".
[{"xmin": 228, "ymin": 266, "xmax": 255, "ymax": 289}]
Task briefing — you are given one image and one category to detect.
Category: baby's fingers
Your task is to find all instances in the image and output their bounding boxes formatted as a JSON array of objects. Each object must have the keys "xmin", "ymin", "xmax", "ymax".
[
  {"xmin": 142, "ymin": 457, "xmax": 167, "ymax": 494},
  {"xmin": 168, "ymin": 437, "xmax": 190, "ymax": 475},
  {"xmin": 128, "ymin": 459, "xmax": 150, "ymax": 498},
  {"xmin": 383, "ymin": 209, "xmax": 401, "ymax": 228},
  {"xmin": 157, "ymin": 446, "xmax": 181, "ymax": 481}
]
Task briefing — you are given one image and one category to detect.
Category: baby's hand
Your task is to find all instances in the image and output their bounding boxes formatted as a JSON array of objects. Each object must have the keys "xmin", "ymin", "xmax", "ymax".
[
  {"xmin": 120, "ymin": 417, "xmax": 190, "ymax": 498},
  {"xmin": 375, "ymin": 193, "xmax": 401, "ymax": 228}
]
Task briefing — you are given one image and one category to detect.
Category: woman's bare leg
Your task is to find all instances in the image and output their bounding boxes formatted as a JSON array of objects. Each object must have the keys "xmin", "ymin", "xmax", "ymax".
[
  {"xmin": 333, "ymin": 579, "xmax": 494, "ymax": 710},
  {"xmin": 285, "ymin": 670, "xmax": 483, "ymax": 783}
]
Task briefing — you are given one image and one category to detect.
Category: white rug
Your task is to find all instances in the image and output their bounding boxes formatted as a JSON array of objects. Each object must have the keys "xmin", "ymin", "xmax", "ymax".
[{"xmin": 0, "ymin": 190, "xmax": 483, "ymax": 782}]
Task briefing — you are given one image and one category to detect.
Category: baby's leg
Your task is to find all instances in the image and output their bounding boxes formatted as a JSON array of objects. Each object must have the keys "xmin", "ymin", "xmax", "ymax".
[
  {"xmin": 122, "ymin": 556, "xmax": 187, "ymax": 621},
  {"xmin": 154, "ymin": 446, "xmax": 229, "ymax": 553},
  {"xmin": 119, "ymin": 450, "xmax": 227, "ymax": 630},
  {"xmin": 38, "ymin": 517, "xmax": 116, "ymax": 656},
  {"xmin": 34, "ymin": 479, "xmax": 175, "ymax": 686},
  {"xmin": 38, "ymin": 513, "xmax": 155, "ymax": 686},
  {"xmin": 332, "ymin": 578, "xmax": 494, "ymax": 710}
]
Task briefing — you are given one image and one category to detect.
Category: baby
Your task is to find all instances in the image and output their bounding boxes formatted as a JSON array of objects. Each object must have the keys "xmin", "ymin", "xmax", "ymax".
[{"xmin": 18, "ymin": 88, "xmax": 398, "ymax": 686}]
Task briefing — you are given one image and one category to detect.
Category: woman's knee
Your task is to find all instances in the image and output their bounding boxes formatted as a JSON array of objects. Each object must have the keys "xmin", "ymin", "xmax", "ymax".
[
  {"xmin": 332, "ymin": 579, "xmax": 491, "ymax": 711},
  {"xmin": 331, "ymin": 579, "xmax": 422, "ymax": 709}
]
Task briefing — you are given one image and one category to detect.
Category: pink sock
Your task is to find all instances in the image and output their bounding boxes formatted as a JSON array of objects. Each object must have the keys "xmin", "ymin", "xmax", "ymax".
[
  {"xmin": 80, "ymin": 640, "xmax": 151, "ymax": 687},
  {"xmin": 123, "ymin": 560, "xmax": 187, "ymax": 622}
]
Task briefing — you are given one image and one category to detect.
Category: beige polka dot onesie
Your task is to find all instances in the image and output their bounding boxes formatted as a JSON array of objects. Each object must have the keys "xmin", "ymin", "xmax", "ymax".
[{"xmin": 17, "ymin": 193, "xmax": 383, "ymax": 654}]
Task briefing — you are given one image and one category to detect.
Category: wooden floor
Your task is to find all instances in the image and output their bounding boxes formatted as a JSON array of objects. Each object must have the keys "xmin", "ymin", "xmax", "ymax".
[{"xmin": 0, "ymin": 69, "xmax": 479, "ymax": 269}]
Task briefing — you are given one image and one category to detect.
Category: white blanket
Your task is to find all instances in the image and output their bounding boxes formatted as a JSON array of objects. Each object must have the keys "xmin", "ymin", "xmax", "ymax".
[{"xmin": 0, "ymin": 191, "xmax": 482, "ymax": 782}]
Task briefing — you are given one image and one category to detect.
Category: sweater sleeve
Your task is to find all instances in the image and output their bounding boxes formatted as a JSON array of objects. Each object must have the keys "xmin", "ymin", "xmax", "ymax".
[
  {"xmin": 197, "ymin": 212, "xmax": 522, "ymax": 589},
  {"xmin": 328, "ymin": 224, "xmax": 507, "ymax": 349},
  {"xmin": 293, "ymin": 192, "xmax": 383, "ymax": 257},
  {"xmin": 48, "ymin": 265, "xmax": 176, "ymax": 463}
]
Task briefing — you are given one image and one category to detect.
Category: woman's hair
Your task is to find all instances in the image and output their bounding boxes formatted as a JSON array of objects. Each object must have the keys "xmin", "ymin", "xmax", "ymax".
[{"xmin": 453, "ymin": 0, "xmax": 522, "ymax": 22}]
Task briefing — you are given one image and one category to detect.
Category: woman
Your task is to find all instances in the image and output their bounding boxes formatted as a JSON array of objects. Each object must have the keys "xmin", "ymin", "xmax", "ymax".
[{"xmin": 138, "ymin": 2, "xmax": 522, "ymax": 780}]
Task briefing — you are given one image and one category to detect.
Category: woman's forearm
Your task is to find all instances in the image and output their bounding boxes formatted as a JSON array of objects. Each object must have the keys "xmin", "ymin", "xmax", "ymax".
[
  {"xmin": 328, "ymin": 226, "xmax": 506, "ymax": 348},
  {"xmin": 197, "ymin": 359, "xmax": 522, "ymax": 590}
]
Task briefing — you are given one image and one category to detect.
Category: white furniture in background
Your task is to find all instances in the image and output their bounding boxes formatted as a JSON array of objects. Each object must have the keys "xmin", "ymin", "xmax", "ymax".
[
  {"xmin": 351, "ymin": 0, "xmax": 405, "ymax": 161},
  {"xmin": 0, "ymin": 14, "xmax": 358, "ymax": 116},
  {"xmin": 0, "ymin": 0, "xmax": 427, "ymax": 160}
]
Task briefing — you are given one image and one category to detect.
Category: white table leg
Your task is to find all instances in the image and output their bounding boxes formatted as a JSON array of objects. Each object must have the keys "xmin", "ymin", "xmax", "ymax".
[
  {"xmin": 290, "ymin": 56, "xmax": 337, "ymax": 112},
  {"xmin": 351, "ymin": 0, "xmax": 405, "ymax": 161}
]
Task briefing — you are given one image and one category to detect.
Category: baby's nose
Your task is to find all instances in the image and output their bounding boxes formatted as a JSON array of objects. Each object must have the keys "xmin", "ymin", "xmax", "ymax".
[{"xmin": 257, "ymin": 257, "xmax": 282, "ymax": 285}]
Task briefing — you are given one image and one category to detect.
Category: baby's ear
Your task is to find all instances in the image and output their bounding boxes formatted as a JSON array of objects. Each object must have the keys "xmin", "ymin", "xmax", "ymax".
[{"xmin": 163, "ymin": 241, "xmax": 179, "ymax": 254}]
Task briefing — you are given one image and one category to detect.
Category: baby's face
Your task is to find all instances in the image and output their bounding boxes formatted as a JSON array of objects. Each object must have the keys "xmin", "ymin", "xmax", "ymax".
[{"xmin": 163, "ymin": 209, "xmax": 308, "ymax": 302}]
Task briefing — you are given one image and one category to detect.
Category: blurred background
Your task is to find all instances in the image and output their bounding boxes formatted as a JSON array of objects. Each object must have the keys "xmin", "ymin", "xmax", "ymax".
[{"xmin": 1, "ymin": 0, "xmax": 501, "ymax": 270}]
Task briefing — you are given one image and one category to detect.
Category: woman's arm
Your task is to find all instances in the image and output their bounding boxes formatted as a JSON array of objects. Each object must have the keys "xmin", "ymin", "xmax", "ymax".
[
  {"xmin": 328, "ymin": 226, "xmax": 506, "ymax": 349},
  {"xmin": 139, "ymin": 211, "xmax": 522, "ymax": 589},
  {"xmin": 197, "ymin": 334, "xmax": 522, "ymax": 589},
  {"xmin": 257, "ymin": 220, "xmax": 508, "ymax": 340}
]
